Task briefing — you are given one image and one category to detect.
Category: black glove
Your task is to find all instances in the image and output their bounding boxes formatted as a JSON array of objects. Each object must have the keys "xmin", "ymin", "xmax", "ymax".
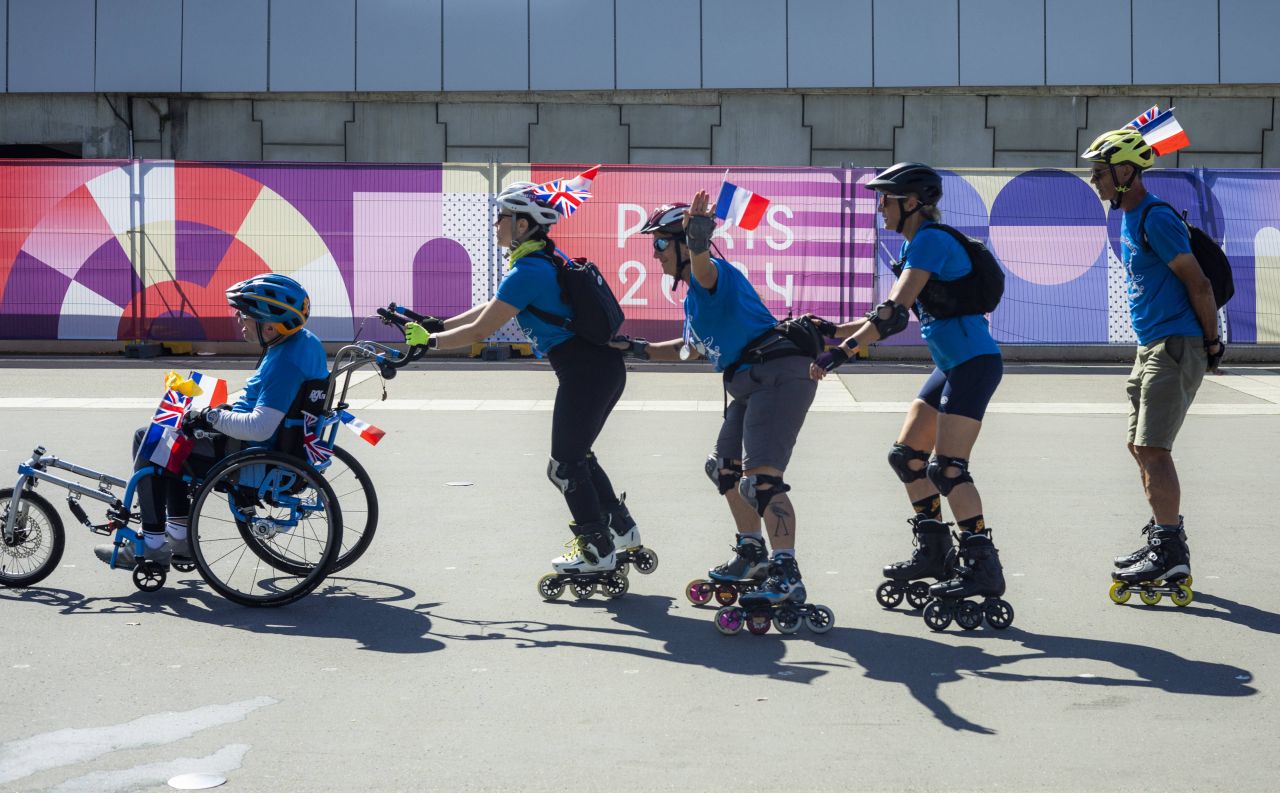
[
  {"xmin": 181, "ymin": 407, "xmax": 215, "ymax": 437},
  {"xmin": 685, "ymin": 214, "xmax": 716, "ymax": 254},
  {"xmin": 418, "ymin": 315, "xmax": 446, "ymax": 333},
  {"xmin": 612, "ymin": 335, "xmax": 651, "ymax": 360},
  {"xmin": 815, "ymin": 345, "xmax": 852, "ymax": 372},
  {"xmin": 802, "ymin": 314, "xmax": 839, "ymax": 338},
  {"xmin": 1205, "ymin": 337, "xmax": 1225, "ymax": 371}
]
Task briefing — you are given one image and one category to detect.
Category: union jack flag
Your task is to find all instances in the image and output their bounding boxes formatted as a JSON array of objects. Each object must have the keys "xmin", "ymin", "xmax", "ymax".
[
  {"xmin": 1126, "ymin": 105, "xmax": 1161, "ymax": 129},
  {"xmin": 152, "ymin": 389, "xmax": 191, "ymax": 428},
  {"xmin": 301, "ymin": 412, "xmax": 333, "ymax": 469},
  {"xmin": 531, "ymin": 165, "xmax": 600, "ymax": 217}
]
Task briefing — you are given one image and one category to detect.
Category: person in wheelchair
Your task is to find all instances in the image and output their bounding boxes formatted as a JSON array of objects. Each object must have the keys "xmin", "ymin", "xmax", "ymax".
[{"xmin": 95, "ymin": 273, "xmax": 328, "ymax": 572}]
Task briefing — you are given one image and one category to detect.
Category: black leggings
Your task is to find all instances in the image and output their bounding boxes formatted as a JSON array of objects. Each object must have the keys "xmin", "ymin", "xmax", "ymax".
[
  {"xmin": 130, "ymin": 427, "xmax": 224, "ymax": 533},
  {"xmin": 546, "ymin": 337, "xmax": 627, "ymax": 525}
]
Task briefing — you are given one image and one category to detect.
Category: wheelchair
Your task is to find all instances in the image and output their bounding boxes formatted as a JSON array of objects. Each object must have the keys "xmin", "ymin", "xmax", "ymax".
[{"xmin": 1, "ymin": 307, "xmax": 422, "ymax": 607}]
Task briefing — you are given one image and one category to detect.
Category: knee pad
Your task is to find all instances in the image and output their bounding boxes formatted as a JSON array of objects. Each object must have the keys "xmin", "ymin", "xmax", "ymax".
[
  {"xmin": 926, "ymin": 454, "xmax": 974, "ymax": 496},
  {"xmin": 738, "ymin": 474, "xmax": 790, "ymax": 517},
  {"xmin": 547, "ymin": 457, "xmax": 592, "ymax": 494},
  {"xmin": 704, "ymin": 455, "xmax": 743, "ymax": 495},
  {"xmin": 887, "ymin": 443, "xmax": 930, "ymax": 483}
]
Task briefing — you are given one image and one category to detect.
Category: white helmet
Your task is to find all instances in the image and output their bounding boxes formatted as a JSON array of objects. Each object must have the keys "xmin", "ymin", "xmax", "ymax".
[{"xmin": 496, "ymin": 182, "xmax": 560, "ymax": 227}]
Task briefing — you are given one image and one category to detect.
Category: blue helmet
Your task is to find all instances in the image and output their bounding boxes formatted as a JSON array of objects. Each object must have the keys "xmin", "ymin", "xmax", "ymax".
[{"xmin": 226, "ymin": 273, "xmax": 309, "ymax": 337}]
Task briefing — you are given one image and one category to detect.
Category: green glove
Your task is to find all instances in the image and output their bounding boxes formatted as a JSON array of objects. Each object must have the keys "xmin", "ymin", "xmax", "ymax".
[{"xmin": 404, "ymin": 322, "xmax": 433, "ymax": 347}]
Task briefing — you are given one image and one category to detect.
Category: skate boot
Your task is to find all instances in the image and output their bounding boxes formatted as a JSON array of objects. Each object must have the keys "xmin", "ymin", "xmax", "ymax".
[
  {"xmin": 1113, "ymin": 518, "xmax": 1189, "ymax": 581},
  {"xmin": 685, "ymin": 534, "xmax": 769, "ymax": 607},
  {"xmin": 538, "ymin": 522, "xmax": 628, "ymax": 602},
  {"xmin": 715, "ymin": 555, "xmax": 835, "ymax": 637},
  {"xmin": 1109, "ymin": 524, "xmax": 1193, "ymax": 607},
  {"xmin": 876, "ymin": 516, "xmax": 953, "ymax": 610},
  {"xmin": 607, "ymin": 494, "xmax": 659, "ymax": 575},
  {"xmin": 922, "ymin": 531, "xmax": 1014, "ymax": 631}
]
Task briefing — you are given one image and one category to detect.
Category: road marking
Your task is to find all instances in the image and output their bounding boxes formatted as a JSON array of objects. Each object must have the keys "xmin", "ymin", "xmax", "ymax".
[
  {"xmin": 1212, "ymin": 370, "xmax": 1280, "ymax": 403},
  {"xmin": 48, "ymin": 744, "xmax": 248, "ymax": 793}
]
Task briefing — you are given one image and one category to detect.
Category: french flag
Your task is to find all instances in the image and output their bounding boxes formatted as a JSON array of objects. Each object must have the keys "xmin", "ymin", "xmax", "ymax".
[
  {"xmin": 715, "ymin": 181, "xmax": 770, "ymax": 231},
  {"xmin": 187, "ymin": 371, "xmax": 229, "ymax": 411},
  {"xmin": 1138, "ymin": 109, "xmax": 1190, "ymax": 156},
  {"xmin": 339, "ymin": 410, "xmax": 385, "ymax": 446},
  {"xmin": 149, "ymin": 426, "xmax": 194, "ymax": 474}
]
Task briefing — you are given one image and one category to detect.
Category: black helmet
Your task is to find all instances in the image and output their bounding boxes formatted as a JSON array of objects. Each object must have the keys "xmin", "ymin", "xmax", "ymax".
[{"xmin": 866, "ymin": 162, "xmax": 943, "ymax": 205}]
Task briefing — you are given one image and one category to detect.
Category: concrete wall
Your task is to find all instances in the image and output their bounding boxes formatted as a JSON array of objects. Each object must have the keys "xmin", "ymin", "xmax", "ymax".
[
  {"xmin": 5, "ymin": 0, "xmax": 1280, "ymax": 92},
  {"xmin": 2, "ymin": 90, "xmax": 1276, "ymax": 168}
]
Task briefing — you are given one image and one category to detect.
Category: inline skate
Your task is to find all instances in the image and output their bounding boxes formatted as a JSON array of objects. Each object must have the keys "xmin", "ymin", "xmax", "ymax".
[
  {"xmin": 607, "ymin": 494, "xmax": 659, "ymax": 575},
  {"xmin": 537, "ymin": 523, "xmax": 628, "ymax": 601},
  {"xmin": 1109, "ymin": 524, "xmax": 1193, "ymax": 607},
  {"xmin": 685, "ymin": 534, "xmax": 768, "ymax": 607},
  {"xmin": 876, "ymin": 515, "xmax": 953, "ymax": 610},
  {"xmin": 714, "ymin": 555, "xmax": 834, "ymax": 636},
  {"xmin": 1112, "ymin": 518, "xmax": 1191, "ymax": 586},
  {"xmin": 922, "ymin": 530, "xmax": 1014, "ymax": 631}
]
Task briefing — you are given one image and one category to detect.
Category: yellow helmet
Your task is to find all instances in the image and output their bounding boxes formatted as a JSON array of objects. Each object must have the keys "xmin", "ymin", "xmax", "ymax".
[{"xmin": 1081, "ymin": 129, "xmax": 1155, "ymax": 170}]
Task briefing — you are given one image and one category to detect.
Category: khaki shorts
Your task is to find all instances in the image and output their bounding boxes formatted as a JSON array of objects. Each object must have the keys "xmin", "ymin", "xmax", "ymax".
[{"xmin": 1126, "ymin": 335, "xmax": 1206, "ymax": 449}]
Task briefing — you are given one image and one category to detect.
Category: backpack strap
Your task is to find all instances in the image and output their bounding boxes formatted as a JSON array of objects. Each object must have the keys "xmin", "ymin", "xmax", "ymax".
[
  {"xmin": 1136, "ymin": 201, "xmax": 1187, "ymax": 251},
  {"xmin": 520, "ymin": 248, "xmax": 573, "ymax": 329}
]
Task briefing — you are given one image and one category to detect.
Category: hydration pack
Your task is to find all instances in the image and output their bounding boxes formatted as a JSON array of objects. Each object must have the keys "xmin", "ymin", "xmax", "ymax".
[
  {"xmin": 1138, "ymin": 202, "xmax": 1235, "ymax": 308},
  {"xmin": 894, "ymin": 224, "xmax": 1005, "ymax": 319},
  {"xmin": 525, "ymin": 250, "xmax": 625, "ymax": 346}
]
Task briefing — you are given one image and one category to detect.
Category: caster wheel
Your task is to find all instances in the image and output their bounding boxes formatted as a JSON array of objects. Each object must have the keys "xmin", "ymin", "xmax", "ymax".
[
  {"xmin": 631, "ymin": 548, "xmax": 659, "ymax": 574},
  {"xmin": 983, "ymin": 599, "xmax": 1015, "ymax": 629},
  {"xmin": 1108, "ymin": 581, "xmax": 1131, "ymax": 604},
  {"xmin": 746, "ymin": 609, "xmax": 772, "ymax": 635},
  {"xmin": 714, "ymin": 584, "xmax": 739, "ymax": 607},
  {"xmin": 570, "ymin": 580, "xmax": 596, "ymax": 601},
  {"xmin": 906, "ymin": 582, "xmax": 932, "ymax": 610},
  {"xmin": 875, "ymin": 581, "xmax": 904, "ymax": 609},
  {"xmin": 956, "ymin": 601, "xmax": 983, "ymax": 630},
  {"xmin": 714, "ymin": 606, "xmax": 744, "ymax": 636},
  {"xmin": 132, "ymin": 562, "xmax": 166, "ymax": 593},
  {"xmin": 600, "ymin": 572, "xmax": 629, "ymax": 599},
  {"xmin": 773, "ymin": 606, "xmax": 802, "ymax": 635},
  {"xmin": 172, "ymin": 561, "xmax": 195, "ymax": 573},
  {"xmin": 922, "ymin": 599, "xmax": 953, "ymax": 632},
  {"xmin": 1170, "ymin": 584, "xmax": 1193, "ymax": 607},
  {"xmin": 685, "ymin": 579, "xmax": 713, "ymax": 606},
  {"xmin": 537, "ymin": 573, "xmax": 564, "ymax": 601},
  {"xmin": 805, "ymin": 605, "xmax": 835, "ymax": 634},
  {"xmin": 1139, "ymin": 589, "xmax": 1162, "ymax": 606}
]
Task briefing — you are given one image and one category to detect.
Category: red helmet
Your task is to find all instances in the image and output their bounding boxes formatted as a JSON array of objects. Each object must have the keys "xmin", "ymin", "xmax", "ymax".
[{"xmin": 641, "ymin": 203, "xmax": 689, "ymax": 235}]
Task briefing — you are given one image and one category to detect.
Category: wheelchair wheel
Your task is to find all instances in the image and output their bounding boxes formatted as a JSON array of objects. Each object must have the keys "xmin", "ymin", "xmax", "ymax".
[
  {"xmin": 189, "ymin": 450, "xmax": 342, "ymax": 607},
  {"xmin": 0, "ymin": 487, "xmax": 65, "ymax": 588},
  {"xmin": 323, "ymin": 445, "xmax": 379, "ymax": 573}
]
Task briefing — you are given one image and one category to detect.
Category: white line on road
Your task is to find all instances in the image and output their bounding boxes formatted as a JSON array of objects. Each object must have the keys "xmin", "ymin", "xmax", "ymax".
[{"xmin": 48, "ymin": 744, "xmax": 249, "ymax": 793}]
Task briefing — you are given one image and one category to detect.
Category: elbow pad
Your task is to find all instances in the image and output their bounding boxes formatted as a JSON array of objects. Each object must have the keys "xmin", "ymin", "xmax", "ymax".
[{"xmin": 866, "ymin": 300, "xmax": 910, "ymax": 340}]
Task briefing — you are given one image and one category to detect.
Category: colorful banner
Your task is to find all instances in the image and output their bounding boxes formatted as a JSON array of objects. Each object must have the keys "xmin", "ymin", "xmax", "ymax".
[{"xmin": 0, "ymin": 161, "xmax": 1275, "ymax": 344}]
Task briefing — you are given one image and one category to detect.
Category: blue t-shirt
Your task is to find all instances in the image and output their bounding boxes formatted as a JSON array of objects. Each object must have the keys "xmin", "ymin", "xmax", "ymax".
[
  {"xmin": 232, "ymin": 327, "xmax": 329, "ymax": 421},
  {"xmin": 495, "ymin": 251, "xmax": 575, "ymax": 355},
  {"xmin": 684, "ymin": 258, "xmax": 778, "ymax": 372},
  {"xmin": 900, "ymin": 221, "xmax": 1002, "ymax": 371},
  {"xmin": 1120, "ymin": 193, "xmax": 1199, "ymax": 345}
]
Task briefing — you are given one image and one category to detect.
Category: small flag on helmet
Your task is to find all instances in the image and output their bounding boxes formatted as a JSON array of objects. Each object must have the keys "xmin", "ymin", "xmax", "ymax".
[
  {"xmin": 1138, "ymin": 109, "xmax": 1190, "ymax": 156},
  {"xmin": 1126, "ymin": 105, "xmax": 1161, "ymax": 129},
  {"xmin": 531, "ymin": 165, "xmax": 599, "ymax": 217}
]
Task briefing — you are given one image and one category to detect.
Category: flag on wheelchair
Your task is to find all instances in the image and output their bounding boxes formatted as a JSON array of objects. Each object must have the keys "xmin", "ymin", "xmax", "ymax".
[{"xmin": 138, "ymin": 371, "xmax": 229, "ymax": 474}]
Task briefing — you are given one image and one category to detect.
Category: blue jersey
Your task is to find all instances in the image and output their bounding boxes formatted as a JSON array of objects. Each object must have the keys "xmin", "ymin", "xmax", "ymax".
[
  {"xmin": 900, "ymin": 221, "xmax": 1002, "ymax": 371},
  {"xmin": 684, "ymin": 258, "xmax": 778, "ymax": 372},
  {"xmin": 232, "ymin": 326, "xmax": 329, "ymax": 421},
  {"xmin": 495, "ymin": 251, "xmax": 575, "ymax": 355},
  {"xmin": 1119, "ymin": 194, "xmax": 1199, "ymax": 345}
]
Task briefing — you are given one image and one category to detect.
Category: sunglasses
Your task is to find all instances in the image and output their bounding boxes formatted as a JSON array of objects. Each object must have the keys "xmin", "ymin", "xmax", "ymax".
[
  {"xmin": 653, "ymin": 237, "xmax": 675, "ymax": 252},
  {"xmin": 493, "ymin": 213, "xmax": 513, "ymax": 226}
]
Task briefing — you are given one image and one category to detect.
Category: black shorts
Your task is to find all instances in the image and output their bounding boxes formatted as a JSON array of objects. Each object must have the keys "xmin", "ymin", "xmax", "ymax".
[{"xmin": 917, "ymin": 354, "xmax": 1003, "ymax": 421}]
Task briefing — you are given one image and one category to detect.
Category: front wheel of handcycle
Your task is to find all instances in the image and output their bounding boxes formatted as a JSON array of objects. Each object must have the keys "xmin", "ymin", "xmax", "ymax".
[
  {"xmin": 322, "ymin": 444, "xmax": 379, "ymax": 573},
  {"xmin": 0, "ymin": 487, "xmax": 65, "ymax": 588},
  {"xmin": 189, "ymin": 449, "xmax": 342, "ymax": 607}
]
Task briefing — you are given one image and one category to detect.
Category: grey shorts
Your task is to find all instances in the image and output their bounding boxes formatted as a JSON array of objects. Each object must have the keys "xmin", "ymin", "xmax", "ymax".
[
  {"xmin": 713, "ymin": 356, "xmax": 817, "ymax": 472},
  {"xmin": 1126, "ymin": 335, "xmax": 1206, "ymax": 449}
]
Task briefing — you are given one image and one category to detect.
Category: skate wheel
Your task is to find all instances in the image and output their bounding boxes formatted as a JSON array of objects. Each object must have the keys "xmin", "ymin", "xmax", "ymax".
[
  {"xmin": 983, "ymin": 599, "xmax": 1014, "ymax": 629},
  {"xmin": 630, "ymin": 548, "xmax": 658, "ymax": 574},
  {"xmin": 773, "ymin": 606, "xmax": 802, "ymax": 635},
  {"xmin": 746, "ymin": 609, "xmax": 772, "ymax": 635},
  {"xmin": 600, "ymin": 572, "xmax": 629, "ymax": 600},
  {"xmin": 922, "ymin": 599, "xmax": 953, "ymax": 631},
  {"xmin": 1139, "ymin": 589, "xmax": 1162, "ymax": 606},
  {"xmin": 1184, "ymin": 574, "xmax": 1193, "ymax": 587},
  {"xmin": 875, "ymin": 580, "xmax": 904, "ymax": 609},
  {"xmin": 172, "ymin": 561, "xmax": 195, "ymax": 573},
  {"xmin": 132, "ymin": 562, "xmax": 166, "ymax": 593},
  {"xmin": 1170, "ymin": 584, "xmax": 1193, "ymax": 607},
  {"xmin": 685, "ymin": 579, "xmax": 713, "ymax": 606},
  {"xmin": 714, "ymin": 606, "xmax": 744, "ymax": 636},
  {"xmin": 537, "ymin": 573, "xmax": 564, "ymax": 601},
  {"xmin": 956, "ymin": 601, "xmax": 983, "ymax": 630},
  {"xmin": 570, "ymin": 580, "xmax": 596, "ymax": 600},
  {"xmin": 805, "ymin": 604, "xmax": 835, "ymax": 634},
  {"xmin": 713, "ymin": 584, "xmax": 739, "ymax": 607},
  {"xmin": 906, "ymin": 581, "xmax": 932, "ymax": 610},
  {"xmin": 1108, "ymin": 581, "xmax": 1131, "ymax": 604}
]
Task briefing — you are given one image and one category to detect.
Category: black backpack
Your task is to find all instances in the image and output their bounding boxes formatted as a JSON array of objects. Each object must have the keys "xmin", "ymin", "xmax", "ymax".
[
  {"xmin": 525, "ymin": 249, "xmax": 625, "ymax": 346},
  {"xmin": 894, "ymin": 224, "xmax": 1005, "ymax": 319},
  {"xmin": 1138, "ymin": 202, "xmax": 1235, "ymax": 308}
]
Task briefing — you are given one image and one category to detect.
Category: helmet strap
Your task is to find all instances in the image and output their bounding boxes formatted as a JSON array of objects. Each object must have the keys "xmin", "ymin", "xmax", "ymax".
[
  {"xmin": 671, "ymin": 239, "xmax": 691, "ymax": 291},
  {"xmin": 894, "ymin": 197, "xmax": 923, "ymax": 234},
  {"xmin": 1108, "ymin": 163, "xmax": 1140, "ymax": 210}
]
